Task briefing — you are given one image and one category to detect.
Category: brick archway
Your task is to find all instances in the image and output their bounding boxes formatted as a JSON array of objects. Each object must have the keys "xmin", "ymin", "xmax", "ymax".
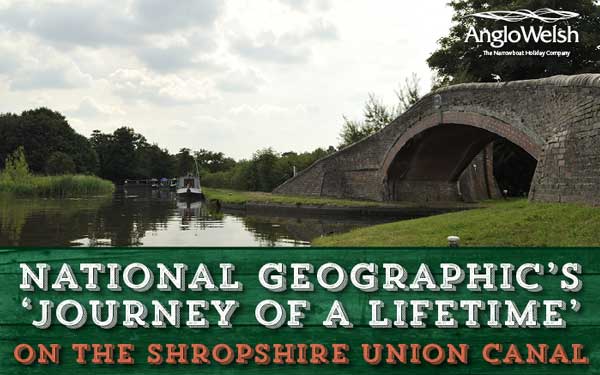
[
  {"xmin": 378, "ymin": 111, "xmax": 544, "ymax": 201},
  {"xmin": 380, "ymin": 111, "xmax": 543, "ymax": 177}
]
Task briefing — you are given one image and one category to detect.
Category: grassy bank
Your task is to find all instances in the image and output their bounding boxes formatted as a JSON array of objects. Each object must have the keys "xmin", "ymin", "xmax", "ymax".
[
  {"xmin": 0, "ymin": 175, "xmax": 115, "ymax": 198},
  {"xmin": 313, "ymin": 199, "xmax": 600, "ymax": 247},
  {"xmin": 202, "ymin": 187, "xmax": 468, "ymax": 208}
]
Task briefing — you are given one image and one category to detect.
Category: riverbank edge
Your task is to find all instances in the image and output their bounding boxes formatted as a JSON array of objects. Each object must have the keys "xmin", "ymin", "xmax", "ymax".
[
  {"xmin": 218, "ymin": 201, "xmax": 472, "ymax": 218},
  {"xmin": 203, "ymin": 188, "xmax": 481, "ymax": 218},
  {"xmin": 312, "ymin": 199, "xmax": 600, "ymax": 247}
]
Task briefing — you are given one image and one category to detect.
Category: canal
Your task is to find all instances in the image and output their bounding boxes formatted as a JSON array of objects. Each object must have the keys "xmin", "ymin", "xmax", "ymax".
[{"xmin": 0, "ymin": 188, "xmax": 406, "ymax": 247}]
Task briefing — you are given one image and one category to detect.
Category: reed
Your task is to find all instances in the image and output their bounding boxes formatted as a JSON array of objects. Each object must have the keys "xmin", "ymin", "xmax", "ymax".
[{"xmin": 0, "ymin": 174, "xmax": 114, "ymax": 198}]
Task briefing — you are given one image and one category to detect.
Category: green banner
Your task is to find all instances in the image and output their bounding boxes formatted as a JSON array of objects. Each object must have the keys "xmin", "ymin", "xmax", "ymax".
[{"xmin": 0, "ymin": 247, "xmax": 597, "ymax": 374}]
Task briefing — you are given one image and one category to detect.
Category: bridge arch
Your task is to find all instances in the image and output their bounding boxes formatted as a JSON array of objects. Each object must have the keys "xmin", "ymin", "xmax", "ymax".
[
  {"xmin": 273, "ymin": 75, "xmax": 600, "ymax": 205},
  {"xmin": 379, "ymin": 112, "xmax": 544, "ymax": 201}
]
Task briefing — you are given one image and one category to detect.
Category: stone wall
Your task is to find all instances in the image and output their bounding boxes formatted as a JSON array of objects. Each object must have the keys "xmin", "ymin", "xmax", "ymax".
[{"xmin": 274, "ymin": 74, "xmax": 600, "ymax": 205}]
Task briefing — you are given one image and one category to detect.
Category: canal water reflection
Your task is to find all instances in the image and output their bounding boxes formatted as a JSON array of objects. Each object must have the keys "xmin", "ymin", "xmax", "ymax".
[{"xmin": 0, "ymin": 188, "xmax": 398, "ymax": 247}]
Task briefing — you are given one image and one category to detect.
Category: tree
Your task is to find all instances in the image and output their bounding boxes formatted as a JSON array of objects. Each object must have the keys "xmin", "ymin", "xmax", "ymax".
[
  {"xmin": 339, "ymin": 95, "xmax": 397, "ymax": 147},
  {"xmin": 339, "ymin": 76, "xmax": 421, "ymax": 147},
  {"xmin": 135, "ymin": 144, "xmax": 174, "ymax": 178},
  {"xmin": 45, "ymin": 152, "xmax": 76, "ymax": 175},
  {"xmin": 201, "ymin": 146, "xmax": 336, "ymax": 191},
  {"xmin": 0, "ymin": 108, "xmax": 98, "ymax": 174},
  {"xmin": 195, "ymin": 149, "xmax": 236, "ymax": 173},
  {"xmin": 396, "ymin": 73, "xmax": 421, "ymax": 112},
  {"xmin": 90, "ymin": 127, "xmax": 145, "ymax": 182},
  {"xmin": 428, "ymin": 0, "xmax": 600, "ymax": 85},
  {"xmin": 175, "ymin": 148, "xmax": 196, "ymax": 176}
]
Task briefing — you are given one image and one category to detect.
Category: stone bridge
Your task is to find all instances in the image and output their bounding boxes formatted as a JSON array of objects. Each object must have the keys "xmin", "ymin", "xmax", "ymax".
[{"xmin": 274, "ymin": 75, "xmax": 600, "ymax": 205}]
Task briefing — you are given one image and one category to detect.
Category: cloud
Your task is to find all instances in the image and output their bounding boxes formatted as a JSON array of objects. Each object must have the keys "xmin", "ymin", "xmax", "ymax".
[
  {"xmin": 9, "ymin": 65, "xmax": 91, "ymax": 91},
  {"xmin": 0, "ymin": 2, "xmax": 135, "ymax": 48},
  {"xmin": 133, "ymin": 32, "xmax": 219, "ymax": 73},
  {"xmin": 109, "ymin": 68, "xmax": 218, "ymax": 105},
  {"xmin": 278, "ymin": 0, "xmax": 332, "ymax": 12},
  {"xmin": 0, "ymin": 32, "xmax": 92, "ymax": 90},
  {"xmin": 229, "ymin": 103, "xmax": 307, "ymax": 117},
  {"xmin": 67, "ymin": 97, "xmax": 124, "ymax": 118},
  {"xmin": 217, "ymin": 68, "xmax": 266, "ymax": 93},
  {"xmin": 0, "ymin": 0, "xmax": 224, "ymax": 49},
  {"xmin": 278, "ymin": 0, "xmax": 311, "ymax": 11},
  {"xmin": 231, "ymin": 32, "xmax": 311, "ymax": 64},
  {"xmin": 135, "ymin": 45, "xmax": 207, "ymax": 73},
  {"xmin": 230, "ymin": 18, "xmax": 338, "ymax": 64},
  {"xmin": 301, "ymin": 19, "xmax": 337, "ymax": 41},
  {"xmin": 0, "ymin": 0, "xmax": 224, "ymax": 73},
  {"xmin": 131, "ymin": 0, "xmax": 222, "ymax": 33}
]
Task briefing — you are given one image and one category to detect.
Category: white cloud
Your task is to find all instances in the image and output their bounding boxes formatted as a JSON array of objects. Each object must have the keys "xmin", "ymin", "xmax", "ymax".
[
  {"xmin": 230, "ymin": 18, "xmax": 338, "ymax": 64},
  {"xmin": 68, "ymin": 97, "xmax": 125, "ymax": 118},
  {"xmin": 0, "ymin": 0, "xmax": 225, "ymax": 73},
  {"xmin": 0, "ymin": 0, "xmax": 223, "ymax": 48},
  {"xmin": 0, "ymin": 32, "xmax": 92, "ymax": 90},
  {"xmin": 0, "ymin": 0, "xmax": 454, "ymax": 159},
  {"xmin": 279, "ymin": 0, "xmax": 332, "ymax": 12},
  {"xmin": 131, "ymin": 0, "xmax": 222, "ymax": 33},
  {"xmin": 217, "ymin": 68, "xmax": 266, "ymax": 93},
  {"xmin": 229, "ymin": 104, "xmax": 307, "ymax": 117},
  {"xmin": 109, "ymin": 68, "xmax": 218, "ymax": 105}
]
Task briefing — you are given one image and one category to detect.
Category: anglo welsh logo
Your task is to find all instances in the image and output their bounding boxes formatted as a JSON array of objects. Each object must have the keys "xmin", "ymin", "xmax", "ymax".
[
  {"xmin": 466, "ymin": 8, "xmax": 580, "ymax": 23},
  {"xmin": 464, "ymin": 8, "xmax": 581, "ymax": 49}
]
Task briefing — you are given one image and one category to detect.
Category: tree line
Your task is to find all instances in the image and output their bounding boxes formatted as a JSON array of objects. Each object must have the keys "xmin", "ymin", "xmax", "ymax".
[{"xmin": 0, "ymin": 108, "xmax": 336, "ymax": 192}]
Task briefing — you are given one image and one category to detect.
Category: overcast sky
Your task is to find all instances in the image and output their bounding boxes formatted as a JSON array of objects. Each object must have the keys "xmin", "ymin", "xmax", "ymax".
[{"xmin": 0, "ymin": 0, "xmax": 453, "ymax": 159}]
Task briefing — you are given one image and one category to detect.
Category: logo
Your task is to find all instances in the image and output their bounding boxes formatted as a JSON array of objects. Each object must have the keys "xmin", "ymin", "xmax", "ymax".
[
  {"xmin": 466, "ymin": 8, "xmax": 580, "ymax": 24},
  {"xmin": 464, "ymin": 8, "xmax": 581, "ymax": 51}
]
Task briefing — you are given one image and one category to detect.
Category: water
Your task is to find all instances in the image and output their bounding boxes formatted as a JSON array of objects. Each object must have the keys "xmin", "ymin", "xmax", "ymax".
[{"xmin": 0, "ymin": 188, "xmax": 399, "ymax": 247}]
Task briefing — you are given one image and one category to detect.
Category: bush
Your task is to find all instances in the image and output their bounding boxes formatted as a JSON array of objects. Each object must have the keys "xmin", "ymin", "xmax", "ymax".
[{"xmin": 2, "ymin": 146, "xmax": 29, "ymax": 182}]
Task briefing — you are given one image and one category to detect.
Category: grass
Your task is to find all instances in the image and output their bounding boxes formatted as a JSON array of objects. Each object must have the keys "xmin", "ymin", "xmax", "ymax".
[
  {"xmin": 0, "ymin": 174, "xmax": 115, "ymax": 198},
  {"xmin": 313, "ymin": 199, "xmax": 600, "ymax": 247},
  {"xmin": 202, "ymin": 187, "xmax": 464, "ymax": 208}
]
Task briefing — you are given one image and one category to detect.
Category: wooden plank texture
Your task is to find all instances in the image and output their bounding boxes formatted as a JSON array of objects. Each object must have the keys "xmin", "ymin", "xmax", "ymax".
[{"xmin": 0, "ymin": 247, "xmax": 598, "ymax": 375}]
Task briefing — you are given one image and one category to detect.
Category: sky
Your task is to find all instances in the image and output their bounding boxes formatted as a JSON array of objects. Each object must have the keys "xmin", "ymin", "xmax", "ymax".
[{"xmin": 0, "ymin": 0, "xmax": 454, "ymax": 160}]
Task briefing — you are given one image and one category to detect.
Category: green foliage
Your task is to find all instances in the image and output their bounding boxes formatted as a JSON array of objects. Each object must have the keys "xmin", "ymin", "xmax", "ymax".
[
  {"xmin": 0, "ymin": 108, "xmax": 98, "ymax": 174},
  {"xmin": 202, "ymin": 147, "xmax": 335, "ymax": 192},
  {"xmin": 0, "ymin": 148, "xmax": 113, "ymax": 197},
  {"xmin": 428, "ymin": 0, "xmax": 600, "ymax": 85},
  {"xmin": 1, "ymin": 147, "xmax": 30, "ymax": 182},
  {"xmin": 339, "ymin": 95, "xmax": 398, "ymax": 147},
  {"xmin": 339, "ymin": 75, "xmax": 421, "ymax": 147},
  {"xmin": 91, "ymin": 127, "xmax": 160, "ymax": 182},
  {"xmin": 107, "ymin": 127, "xmax": 140, "ymax": 181},
  {"xmin": 89, "ymin": 124, "xmax": 335, "ymax": 191},
  {"xmin": 195, "ymin": 149, "xmax": 236, "ymax": 173},
  {"xmin": 0, "ymin": 106, "xmax": 336, "ymax": 192},
  {"xmin": 135, "ymin": 144, "xmax": 174, "ymax": 179},
  {"xmin": 45, "ymin": 151, "xmax": 76, "ymax": 175},
  {"xmin": 0, "ymin": 175, "xmax": 114, "ymax": 198}
]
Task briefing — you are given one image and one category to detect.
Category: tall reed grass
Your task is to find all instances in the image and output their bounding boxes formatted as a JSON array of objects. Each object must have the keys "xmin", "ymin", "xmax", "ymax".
[
  {"xmin": 0, "ymin": 174, "xmax": 114, "ymax": 198},
  {"xmin": 0, "ymin": 147, "xmax": 114, "ymax": 198}
]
